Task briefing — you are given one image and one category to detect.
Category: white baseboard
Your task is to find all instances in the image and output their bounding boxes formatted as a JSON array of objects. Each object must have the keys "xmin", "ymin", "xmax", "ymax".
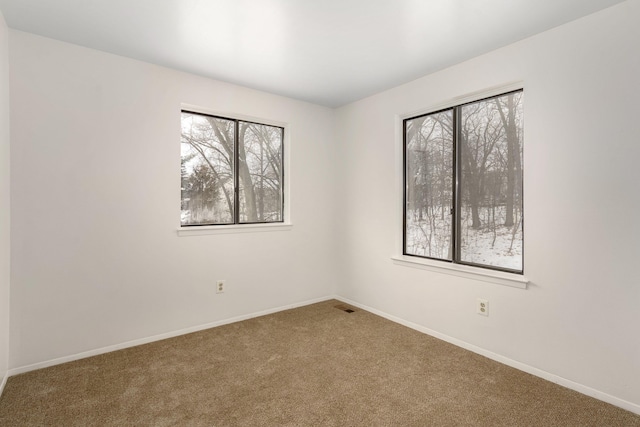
[
  {"xmin": 334, "ymin": 295, "xmax": 640, "ymax": 416},
  {"xmin": 8, "ymin": 295, "xmax": 334, "ymax": 377},
  {"xmin": 8, "ymin": 294, "xmax": 638, "ymax": 416},
  {"xmin": 0, "ymin": 371, "xmax": 7, "ymax": 398}
]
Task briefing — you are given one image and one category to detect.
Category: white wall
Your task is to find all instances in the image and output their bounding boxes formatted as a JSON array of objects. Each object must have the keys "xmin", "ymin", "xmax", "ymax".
[
  {"xmin": 9, "ymin": 30, "xmax": 340, "ymax": 368},
  {"xmin": 5, "ymin": 0, "xmax": 640, "ymax": 414},
  {"xmin": 335, "ymin": 0, "xmax": 640, "ymax": 410},
  {"xmin": 0, "ymin": 11, "xmax": 10, "ymax": 385}
]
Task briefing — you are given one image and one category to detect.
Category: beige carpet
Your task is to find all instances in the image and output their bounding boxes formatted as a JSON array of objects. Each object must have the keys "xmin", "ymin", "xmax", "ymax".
[{"xmin": 0, "ymin": 299, "xmax": 638, "ymax": 426}]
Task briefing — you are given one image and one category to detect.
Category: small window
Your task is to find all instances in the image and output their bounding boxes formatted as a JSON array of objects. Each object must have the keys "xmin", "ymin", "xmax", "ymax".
[
  {"xmin": 404, "ymin": 90, "xmax": 523, "ymax": 273},
  {"xmin": 180, "ymin": 110, "xmax": 284, "ymax": 226}
]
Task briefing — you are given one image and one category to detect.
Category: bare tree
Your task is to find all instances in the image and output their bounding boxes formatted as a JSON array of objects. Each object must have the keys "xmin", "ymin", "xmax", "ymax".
[
  {"xmin": 495, "ymin": 93, "xmax": 523, "ymax": 227},
  {"xmin": 181, "ymin": 113, "xmax": 284, "ymax": 224}
]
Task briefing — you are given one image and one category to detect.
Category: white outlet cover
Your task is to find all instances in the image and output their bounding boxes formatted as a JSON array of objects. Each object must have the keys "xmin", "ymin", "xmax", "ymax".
[
  {"xmin": 216, "ymin": 280, "xmax": 225, "ymax": 294},
  {"xmin": 477, "ymin": 298, "xmax": 489, "ymax": 316}
]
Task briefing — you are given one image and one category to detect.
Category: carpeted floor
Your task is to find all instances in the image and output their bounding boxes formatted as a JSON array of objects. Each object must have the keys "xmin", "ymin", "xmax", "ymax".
[{"xmin": 0, "ymin": 299, "xmax": 639, "ymax": 426}]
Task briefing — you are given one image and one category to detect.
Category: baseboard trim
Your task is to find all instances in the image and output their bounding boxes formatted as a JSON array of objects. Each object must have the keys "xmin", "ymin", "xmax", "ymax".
[
  {"xmin": 334, "ymin": 295, "xmax": 640, "ymax": 416},
  {"xmin": 8, "ymin": 295, "xmax": 334, "ymax": 377},
  {"xmin": 9, "ymin": 294, "xmax": 639, "ymax": 415},
  {"xmin": 0, "ymin": 371, "xmax": 7, "ymax": 398}
]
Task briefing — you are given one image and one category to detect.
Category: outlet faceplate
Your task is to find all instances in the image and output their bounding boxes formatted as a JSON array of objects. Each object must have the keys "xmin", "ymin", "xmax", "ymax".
[
  {"xmin": 477, "ymin": 298, "xmax": 489, "ymax": 316},
  {"xmin": 216, "ymin": 280, "xmax": 225, "ymax": 294}
]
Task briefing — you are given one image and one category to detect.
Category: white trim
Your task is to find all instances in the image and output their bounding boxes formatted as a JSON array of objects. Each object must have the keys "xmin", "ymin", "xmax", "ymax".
[
  {"xmin": 391, "ymin": 255, "xmax": 528, "ymax": 289},
  {"xmin": 5, "ymin": 294, "xmax": 639, "ymax": 415},
  {"xmin": 180, "ymin": 104, "xmax": 289, "ymax": 129},
  {"xmin": 334, "ymin": 295, "xmax": 640, "ymax": 416},
  {"xmin": 394, "ymin": 82, "xmax": 526, "ymax": 288},
  {"xmin": 178, "ymin": 103, "xmax": 292, "ymax": 230},
  {"xmin": 398, "ymin": 81, "xmax": 525, "ymax": 122},
  {"xmin": 178, "ymin": 222, "xmax": 292, "ymax": 237},
  {"xmin": 8, "ymin": 295, "xmax": 333, "ymax": 376},
  {"xmin": 0, "ymin": 372, "xmax": 7, "ymax": 398}
]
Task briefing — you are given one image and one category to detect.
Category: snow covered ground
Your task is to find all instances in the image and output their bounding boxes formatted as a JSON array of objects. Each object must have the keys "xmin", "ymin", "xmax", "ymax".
[{"xmin": 406, "ymin": 205, "xmax": 522, "ymax": 271}]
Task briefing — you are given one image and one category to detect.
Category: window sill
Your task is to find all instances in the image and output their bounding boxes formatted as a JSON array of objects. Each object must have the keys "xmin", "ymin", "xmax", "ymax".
[
  {"xmin": 390, "ymin": 255, "xmax": 528, "ymax": 289},
  {"xmin": 177, "ymin": 223, "xmax": 293, "ymax": 237}
]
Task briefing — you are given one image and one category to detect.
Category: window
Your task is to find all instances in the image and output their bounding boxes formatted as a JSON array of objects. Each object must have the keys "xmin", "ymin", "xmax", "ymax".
[
  {"xmin": 180, "ymin": 110, "xmax": 284, "ymax": 226},
  {"xmin": 404, "ymin": 90, "xmax": 523, "ymax": 273}
]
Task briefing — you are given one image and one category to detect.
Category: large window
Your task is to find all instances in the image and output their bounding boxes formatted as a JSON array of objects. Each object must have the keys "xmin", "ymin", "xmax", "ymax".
[
  {"xmin": 180, "ymin": 110, "xmax": 284, "ymax": 226},
  {"xmin": 404, "ymin": 90, "xmax": 523, "ymax": 273}
]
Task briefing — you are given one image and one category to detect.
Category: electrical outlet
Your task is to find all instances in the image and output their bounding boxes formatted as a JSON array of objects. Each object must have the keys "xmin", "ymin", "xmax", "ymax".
[
  {"xmin": 477, "ymin": 298, "xmax": 489, "ymax": 316},
  {"xmin": 216, "ymin": 280, "xmax": 225, "ymax": 294}
]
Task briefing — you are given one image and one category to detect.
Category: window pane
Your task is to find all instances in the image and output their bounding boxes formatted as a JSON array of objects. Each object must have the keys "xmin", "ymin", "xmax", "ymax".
[
  {"xmin": 458, "ymin": 92, "xmax": 523, "ymax": 271},
  {"xmin": 181, "ymin": 112, "xmax": 235, "ymax": 225},
  {"xmin": 238, "ymin": 121, "xmax": 284, "ymax": 223},
  {"xmin": 405, "ymin": 111, "xmax": 454, "ymax": 260}
]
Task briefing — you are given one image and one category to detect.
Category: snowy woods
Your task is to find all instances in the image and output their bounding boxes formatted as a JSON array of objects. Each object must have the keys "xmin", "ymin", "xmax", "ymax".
[
  {"xmin": 180, "ymin": 91, "xmax": 521, "ymax": 272},
  {"xmin": 405, "ymin": 91, "xmax": 523, "ymax": 272},
  {"xmin": 181, "ymin": 112, "xmax": 284, "ymax": 225}
]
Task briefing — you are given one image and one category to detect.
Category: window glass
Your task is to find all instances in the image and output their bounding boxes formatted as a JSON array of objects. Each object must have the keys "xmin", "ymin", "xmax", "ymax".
[
  {"xmin": 405, "ymin": 110, "xmax": 454, "ymax": 260},
  {"xmin": 181, "ymin": 111, "xmax": 284, "ymax": 226},
  {"xmin": 238, "ymin": 121, "xmax": 284, "ymax": 223},
  {"xmin": 181, "ymin": 113, "xmax": 235, "ymax": 225},
  {"xmin": 403, "ymin": 90, "xmax": 523, "ymax": 273},
  {"xmin": 459, "ymin": 92, "xmax": 523, "ymax": 271}
]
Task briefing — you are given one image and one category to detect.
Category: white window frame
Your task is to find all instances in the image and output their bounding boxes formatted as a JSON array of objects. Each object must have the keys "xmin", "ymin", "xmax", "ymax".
[
  {"xmin": 392, "ymin": 82, "xmax": 528, "ymax": 289},
  {"xmin": 177, "ymin": 104, "xmax": 292, "ymax": 237}
]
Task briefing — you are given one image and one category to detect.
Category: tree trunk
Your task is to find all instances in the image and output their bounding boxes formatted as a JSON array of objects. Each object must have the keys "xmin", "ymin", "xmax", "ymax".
[
  {"xmin": 469, "ymin": 186, "xmax": 482, "ymax": 228},
  {"xmin": 258, "ymin": 137, "xmax": 265, "ymax": 220},
  {"xmin": 206, "ymin": 118, "xmax": 236, "ymax": 217},
  {"xmin": 460, "ymin": 131, "xmax": 482, "ymax": 229},
  {"xmin": 238, "ymin": 124, "xmax": 257, "ymax": 222},
  {"xmin": 496, "ymin": 95, "xmax": 519, "ymax": 227}
]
